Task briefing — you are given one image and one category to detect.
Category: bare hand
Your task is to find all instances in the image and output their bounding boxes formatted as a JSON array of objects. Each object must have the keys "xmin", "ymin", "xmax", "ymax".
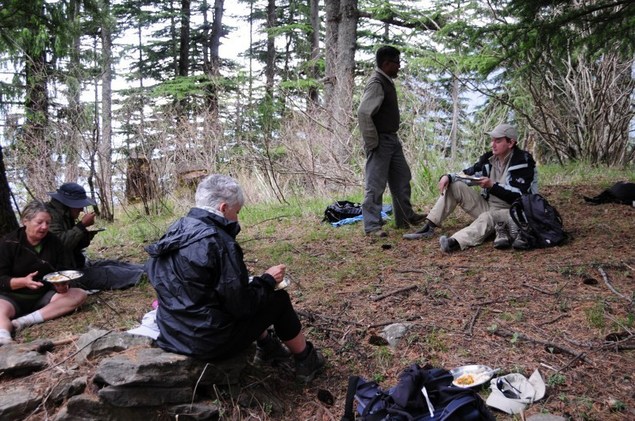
[
  {"xmin": 438, "ymin": 175, "xmax": 450, "ymax": 195},
  {"xmin": 477, "ymin": 177, "xmax": 494, "ymax": 189},
  {"xmin": 265, "ymin": 264, "xmax": 286, "ymax": 284},
  {"xmin": 81, "ymin": 212, "xmax": 96, "ymax": 227},
  {"xmin": 12, "ymin": 271, "xmax": 43, "ymax": 290}
]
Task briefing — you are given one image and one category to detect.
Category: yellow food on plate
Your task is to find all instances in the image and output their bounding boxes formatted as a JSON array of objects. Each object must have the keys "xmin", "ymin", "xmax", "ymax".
[
  {"xmin": 454, "ymin": 373, "xmax": 475, "ymax": 386},
  {"xmin": 47, "ymin": 274, "xmax": 67, "ymax": 282}
]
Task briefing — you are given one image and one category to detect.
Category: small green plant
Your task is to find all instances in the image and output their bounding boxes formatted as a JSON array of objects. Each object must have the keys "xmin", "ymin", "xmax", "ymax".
[
  {"xmin": 548, "ymin": 372, "xmax": 566, "ymax": 386},
  {"xmin": 585, "ymin": 300, "xmax": 606, "ymax": 329},
  {"xmin": 608, "ymin": 398, "xmax": 626, "ymax": 412},
  {"xmin": 372, "ymin": 373, "xmax": 386, "ymax": 383}
]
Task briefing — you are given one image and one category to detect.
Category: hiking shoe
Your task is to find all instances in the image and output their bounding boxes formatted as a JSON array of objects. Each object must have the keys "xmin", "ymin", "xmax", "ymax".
[
  {"xmin": 402, "ymin": 222, "xmax": 435, "ymax": 240},
  {"xmin": 493, "ymin": 221, "xmax": 511, "ymax": 249},
  {"xmin": 295, "ymin": 342, "xmax": 326, "ymax": 383},
  {"xmin": 409, "ymin": 213, "xmax": 427, "ymax": 226},
  {"xmin": 253, "ymin": 332, "xmax": 291, "ymax": 366},
  {"xmin": 512, "ymin": 233, "xmax": 531, "ymax": 250},
  {"xmin": 367, "ymin": 229, "xmax": 387, "ymax": 238},
  {"xmin": 439, "ymin": 235, "xmax": 460, "ymax": 253}
]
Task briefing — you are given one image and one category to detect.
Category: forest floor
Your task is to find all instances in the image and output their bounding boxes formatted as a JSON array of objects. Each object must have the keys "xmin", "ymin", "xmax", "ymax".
[{"xmin": 9, "ymin": 183, "xmax": 635, "ymax": 420}]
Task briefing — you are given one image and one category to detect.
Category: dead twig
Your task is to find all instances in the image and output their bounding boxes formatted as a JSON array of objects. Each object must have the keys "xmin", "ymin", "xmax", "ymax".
[
  {"xmin": 371, "ymin": 285, "xmax": 417, "ymax": 302},
  {"xmin": 557, "ymin": 352, "xmax": 587, "ymax": 373},
  {"xmin": 522, "ymin": 282, "xmax": 556, "ymax": 295},
  {"xmin": 465, "ymin": 306, "xmax": 481, "ymax": 336},
  {"xmin": 538, "ymin": 314, "xmax": 569, "ymax": 326},
  {"xmin": 491, "ymin": 327, "xmax": 594, "ymax": 364},
  {"xmin": 597, "ymin": 266, "xmax": 632, "ymax": 303}
]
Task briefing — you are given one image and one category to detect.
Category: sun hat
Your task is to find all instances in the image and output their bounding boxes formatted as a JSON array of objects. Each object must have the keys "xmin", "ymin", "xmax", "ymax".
[
  {"xmin": 48, "ymin": 182, "xmax": 97, "ymax": 208},
  {"xmin": 486, "ymin": 370, "xmax": 546, "ymax": 414},
  {"xmin": 485, "ymin": 123, "xmax": 518, "ymax": 140}
]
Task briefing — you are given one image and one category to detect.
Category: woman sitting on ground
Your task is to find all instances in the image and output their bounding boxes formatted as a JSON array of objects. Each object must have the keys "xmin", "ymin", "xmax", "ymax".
[{"xmin": 0, "ymin": 200, "xmax": 88, "ymax": 345}]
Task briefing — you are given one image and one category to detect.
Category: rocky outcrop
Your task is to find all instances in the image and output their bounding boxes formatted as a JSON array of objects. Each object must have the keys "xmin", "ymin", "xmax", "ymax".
[{"xmin": 0, "ymin": 329, "xmax": 250, "ymax": 421}]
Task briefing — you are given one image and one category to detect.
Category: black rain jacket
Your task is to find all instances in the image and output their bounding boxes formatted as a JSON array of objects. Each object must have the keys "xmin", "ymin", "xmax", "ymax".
[{"xmin": 145, "ymin": 208, "xmax": 276, "ymax": 358}]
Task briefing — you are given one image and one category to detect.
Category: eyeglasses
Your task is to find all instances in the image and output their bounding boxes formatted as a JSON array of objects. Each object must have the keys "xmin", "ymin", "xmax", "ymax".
[{"xmin": 496, "ymin": 378, "xmax": 522, "ymax": 399}]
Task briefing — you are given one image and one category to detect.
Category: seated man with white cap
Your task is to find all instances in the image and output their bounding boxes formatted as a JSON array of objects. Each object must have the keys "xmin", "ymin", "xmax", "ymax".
[
  {"xmin": 403, "ymin": 123, "xmax": 538, "ymax": 252},
  {"xmin": 46, "ymin": 182, "xmax": 98, "ymax": 268}
]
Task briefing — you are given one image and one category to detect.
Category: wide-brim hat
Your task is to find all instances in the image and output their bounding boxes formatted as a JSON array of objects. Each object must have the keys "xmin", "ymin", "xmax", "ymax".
[
  {"xmin": 486, "ymin": 370, "xmax": 546, "ymax": 414},
  {"xmin": 485, "ymin": 123, "xmax": 518, "ymax": 140},
  {"xmin": 48, "ymin": 182, "xmax": 97, "ymax": 208}
]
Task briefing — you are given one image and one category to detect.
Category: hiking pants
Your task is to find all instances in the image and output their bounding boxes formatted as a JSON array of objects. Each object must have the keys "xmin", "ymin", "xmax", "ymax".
[
  {"xmin": 427, "ymin": 181, "xmax": 510, "ymax": 249},
  {"xmin": 362, "ymin": 133, "xmax": 416, "ymax": 232}
]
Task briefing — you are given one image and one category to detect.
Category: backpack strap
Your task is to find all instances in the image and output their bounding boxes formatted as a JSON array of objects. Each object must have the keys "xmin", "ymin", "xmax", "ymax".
[
  {"xmin": 341, "ymin": 375, "xmax": 359, "ymax": 421},
  {"xmin": 439, "ymin": 393, "xmax": 496, "ymax": 421}
]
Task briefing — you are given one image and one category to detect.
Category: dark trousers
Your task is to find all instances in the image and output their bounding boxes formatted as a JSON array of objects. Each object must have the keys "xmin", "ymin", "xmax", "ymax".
[{"xmin": 214, "ymin": 289, "xmax": 302, "ymax": 359}]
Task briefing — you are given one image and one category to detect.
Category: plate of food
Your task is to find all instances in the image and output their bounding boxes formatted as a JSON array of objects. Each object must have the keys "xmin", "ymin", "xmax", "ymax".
[
  {"xmin": 455, "ymin": 173, "xmax": 484, "ymax": 182},
  {"xmin": 43, "ymin": 270, "xmax": 83, "ymax": 283},
  {"xmin": 450, "ymin": 365, "xmax": 498, "ymax": 388}
]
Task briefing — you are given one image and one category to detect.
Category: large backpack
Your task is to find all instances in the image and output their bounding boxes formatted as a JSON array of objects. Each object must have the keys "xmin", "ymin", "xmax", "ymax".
[
  {"xmin": 341, "ymin": 364, "xmax": 496, "ymax": 421},
  {"xmin": 509, "ymin": 193, "xmax": 565, "ymax": 249}
]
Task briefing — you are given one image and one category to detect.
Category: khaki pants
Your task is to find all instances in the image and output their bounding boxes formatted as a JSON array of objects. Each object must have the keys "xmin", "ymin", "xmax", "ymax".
[{"xmin": 427, "ymin": 182, "xmax": 510, "ymax": 249}]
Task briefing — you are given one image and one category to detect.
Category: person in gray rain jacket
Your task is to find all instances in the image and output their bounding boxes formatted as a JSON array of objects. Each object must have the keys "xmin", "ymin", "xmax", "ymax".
[{"xmin": 145, "ymin": 174, "xmax": 325, "ymax": 382}]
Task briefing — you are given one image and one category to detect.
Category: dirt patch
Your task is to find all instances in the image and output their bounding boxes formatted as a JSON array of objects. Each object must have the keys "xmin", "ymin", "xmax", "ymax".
[{"xmin": 4, "ymin": 184, "xmax": 634, "ymax": 420}]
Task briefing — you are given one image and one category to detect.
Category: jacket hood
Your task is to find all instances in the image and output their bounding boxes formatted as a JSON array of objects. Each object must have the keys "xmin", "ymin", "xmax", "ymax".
[{"xmin": 145, "ymin": 208, "xmax": 240, "ymax": 257}]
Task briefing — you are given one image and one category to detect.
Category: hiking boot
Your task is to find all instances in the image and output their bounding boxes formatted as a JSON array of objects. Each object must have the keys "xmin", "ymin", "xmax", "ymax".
[
  {"xmin": 508, "ymin": 216, "xmax": 520, "ymax": 240},
  {"xmin": 439, "ymin": 235, "xmax": 460, "ymax": 253},
  {"xmin": 295, "ymin": 342, "xmax": 325, "ymax": 383},
  {"xmin": 402, "ymin": 222, "xmax": 435, "ymax": 240},
  {"xmin": 512, "ymin": 233, "xmax": 531, "ymax": 250},
  {"xmin": 253, "ymin": 331, "xmax": 291, "ymax": 366},
  {"xmin": 367, "ymin": 229, "xmax": 387, "ymax": 238},
  {"xmin": 493, "ymin": 221, "xmax": 511, "ymax": 249},
  {"xmin": 409, "ymin": 213, "xmax": 427, "ymax": 226}
]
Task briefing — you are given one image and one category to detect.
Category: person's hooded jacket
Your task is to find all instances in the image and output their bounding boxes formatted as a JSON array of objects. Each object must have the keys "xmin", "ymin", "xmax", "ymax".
[
  {"xmin": 46, "ymin": 199, "xmax": 91, "ymax": 268},
  {"xmin": 144, "ymin": 207, "xmax": 277, "ymax": 358}
]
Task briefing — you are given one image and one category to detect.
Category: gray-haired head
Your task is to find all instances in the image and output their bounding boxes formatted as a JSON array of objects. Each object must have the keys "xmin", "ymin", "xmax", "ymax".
[
  {"xmin": 195, "ymin": 174, "xmax": 245, "ymax": 210},
  {"xmin": 22, "ymin": 200, "xmax": 50, "ymax": 224}
]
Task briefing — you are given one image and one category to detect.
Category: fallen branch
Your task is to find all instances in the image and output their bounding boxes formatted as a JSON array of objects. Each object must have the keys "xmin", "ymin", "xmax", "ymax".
[
  {"xmin": 491, "ymin": 327, "xmax": 593, "ymax": 364},
  {"xmin": 522, "ymin": 282, "xmax": 556, "ymax": 295},
  {"xmin": 538, "ymin": 314, "xmax": 569, "ymax": 326},
  {"xmin": 371, "ymin": 285, "xmax": 417, "ymax": 302},
  {"xmin": 598, "ymin": 266, "xmax": 632, "ymax": 303},
  {"xmin": 557, "ymin": 352, "xmax": 587, "ymax": 373},
  {"xmin": 465, "ymin": 306, "xmax": 481, "ymax": 336}
]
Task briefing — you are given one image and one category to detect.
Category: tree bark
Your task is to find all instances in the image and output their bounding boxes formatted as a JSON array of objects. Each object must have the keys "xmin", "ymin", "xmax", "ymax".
[
  {"xmin": 98, "ymin": 0, "xmax": 114, "ymax": 221},
  {"xmin": 0, "ymin": 146, "xmax": 19, "ymax": 237}
]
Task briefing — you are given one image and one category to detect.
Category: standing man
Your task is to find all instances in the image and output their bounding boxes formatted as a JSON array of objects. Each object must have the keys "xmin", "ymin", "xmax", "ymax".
[
  {"xmin": 403, "ymin": 123, "xmax": 538, "ymax": 252},
  {"xmin": 358, "ymin": 45, "xmax": 425, "ymax": 237}
]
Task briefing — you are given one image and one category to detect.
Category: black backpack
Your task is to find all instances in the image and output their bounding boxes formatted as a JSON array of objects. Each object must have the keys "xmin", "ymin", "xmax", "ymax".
[
  {"xmin": 323, "ymin": 200, "xmax": 363, "ymax": 223},
  {"xmin": 509, "ymin": 193, "xmax": 565, "ymax": 249},
  {"xmin": 341, "ymin": 364, "xmax": 496, "ymax": 421}
]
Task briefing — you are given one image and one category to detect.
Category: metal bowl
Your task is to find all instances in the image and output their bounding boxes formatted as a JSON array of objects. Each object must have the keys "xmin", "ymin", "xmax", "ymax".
[
  {"xmin": 43, "ymin": 270, "xmax": 84, "ymax": 284},
  {"xmin": 450, "ymin": 364, "xmax": 496, "ymax": 388}
]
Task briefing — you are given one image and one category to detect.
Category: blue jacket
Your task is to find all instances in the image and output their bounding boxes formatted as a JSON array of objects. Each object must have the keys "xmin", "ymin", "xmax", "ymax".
[{"xmin": 145, "ymin": 208, "xmax": 276, "ymax": 358}]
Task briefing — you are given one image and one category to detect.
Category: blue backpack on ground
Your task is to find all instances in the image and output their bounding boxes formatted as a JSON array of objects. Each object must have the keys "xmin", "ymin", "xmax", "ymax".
[{"xmin": 341, "ymin": 364, "xmax": 496, "ymax": 421}]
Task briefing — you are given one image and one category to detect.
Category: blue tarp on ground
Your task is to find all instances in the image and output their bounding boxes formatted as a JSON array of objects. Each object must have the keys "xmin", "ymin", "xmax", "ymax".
[{"xmin": 331, "ymin": 205, "xmax": 392, "ymax": 227}]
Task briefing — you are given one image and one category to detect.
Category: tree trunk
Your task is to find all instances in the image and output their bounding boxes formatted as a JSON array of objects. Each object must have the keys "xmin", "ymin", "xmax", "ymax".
[
  {"xmin": 308, "ymin": 0, "xmax": 320, "ymax": 108},
  {"xmin": 65, "ymin": 0, "xmax": 81, "ymax": 182},
  {"xmin": 0, "ymin": 146, "xmax": 19, "ymax": 237},
  {"xmin": 23, "ymin": 49, "xmax": 53, "ymax": 198},
  {"xmin": 323, "ymin": 0, "xmax": 340, "ymax": 108},
  {"xmin": 179, "ymin": 0, "xmax": 191, "ymax": 78},
  {"xmin": 98, "ymin": 0, "xmax": 114, "ymax": 222}
]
